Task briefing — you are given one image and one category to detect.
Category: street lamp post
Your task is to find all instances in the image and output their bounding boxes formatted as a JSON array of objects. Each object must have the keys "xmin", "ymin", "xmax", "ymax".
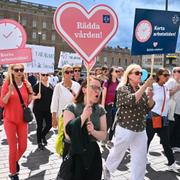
[
  {"xmin": 38, "ymin": 31, "xmax": 42, "ymax": 45},
  {"xmin": 163, "ymin": 0, "xmax": 168, "ymax": 67}
]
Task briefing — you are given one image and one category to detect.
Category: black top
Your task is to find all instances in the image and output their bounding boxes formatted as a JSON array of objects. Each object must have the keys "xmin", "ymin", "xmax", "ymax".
[{"xmin": 33, "ymin": 83, "xmax": 53, "ymax": 112}]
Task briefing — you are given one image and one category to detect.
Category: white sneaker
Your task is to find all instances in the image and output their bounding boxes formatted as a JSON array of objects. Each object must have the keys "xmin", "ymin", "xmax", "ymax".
[
  {"xmin": 101, "ymin": 141, "xmax": 106, "ymax": 147},
  {"xmin": 172, "ymin": 147, "xmax": 180, "ymax": 153},
  {"xmin": 107, "ymin": 141, "xmax": 114, "ymax": 149},
  {"xmin": 103, "ymin": 165, "xmax": 111, "ymax": 180},
  {"xmin": 168, "ymin": 162, "xmax": 180, "ymax": 173}
]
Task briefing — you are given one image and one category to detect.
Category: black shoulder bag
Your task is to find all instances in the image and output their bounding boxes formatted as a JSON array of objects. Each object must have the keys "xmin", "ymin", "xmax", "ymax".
[{"xmin": 13, "ymin": 81, "xmax": 33, "ymax": 123}]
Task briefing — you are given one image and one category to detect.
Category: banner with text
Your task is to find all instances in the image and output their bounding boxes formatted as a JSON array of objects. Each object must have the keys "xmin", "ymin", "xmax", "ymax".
[
  {"xmin": 131, "ymin": 9, "xmax": 180, "ymax": 55},
  {"xmin": 24, "ymin": 44, "xmax": 54, "ymax": 73},
  {"xmin": 58, "ymin": 51, "xmax": 83, "ymax": 68}
]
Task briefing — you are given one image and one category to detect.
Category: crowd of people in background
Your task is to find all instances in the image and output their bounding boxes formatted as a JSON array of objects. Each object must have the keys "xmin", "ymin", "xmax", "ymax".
[{"xmin": 0, "ymin": 63, "xmax": 179, "ymax": 180}]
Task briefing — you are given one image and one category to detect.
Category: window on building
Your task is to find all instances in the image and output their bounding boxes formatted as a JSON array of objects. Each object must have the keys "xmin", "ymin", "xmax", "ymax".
[
  {"xmin": 125, "ymin": 59, "xmax": 127, "ymax": 66},
  {"xmin": 32, "ymin": 20, "xmax": 37, "ymax": 27},
  {"xmin": 52, "ymin": 23, "xmax": 55, "ymax": 30},
  {"xmin": 104, "ymin": 57, "xmax": 107, "ymax": 63},
  {"xmin": 112, "ymin": 57, "xmax": 114, "ymax": 65},
  {"xmin": 51, "ymin": 33, "xmax": 56, "ymax": 41},
  {"xmin": 42, "ymin": 33, "xmax": 46, "ymax": 40},
  {"xmin": 96, "ymin": 56, "xmax": 100, "ymax": 62},
  {"xmin": 42, "ymin": 21, "xmax": 47, "ymax": 29},
  {"xmin": 119, "ymin": 58, "xmax": 121, "ymax": 65},
  {"xmin": 32, "ymin": 32, "xmax": 37, "ymax": 39},
  {"xmin": 21, "ymin": 19, "xmax": 27, "ymax": 26}
]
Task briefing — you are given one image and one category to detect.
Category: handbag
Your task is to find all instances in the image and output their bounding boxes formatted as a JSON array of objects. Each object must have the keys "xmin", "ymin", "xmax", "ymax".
[
  {"xmin": 56, "ymin": 114, "xmax": 64, "ymax": 156},
  {"xmin": 56, "ymin": 151, "xmax": 74, "ymax": 180},
  {"xmin": 152, "ymin": 86, "xmax": 166, "ymax": 129},
  {"xmin": 13, "ymin": 81, "xmax": 33, "ymax": 123}
]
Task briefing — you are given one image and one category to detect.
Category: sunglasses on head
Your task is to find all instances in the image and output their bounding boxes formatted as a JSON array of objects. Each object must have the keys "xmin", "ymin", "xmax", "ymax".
[
  {"xmin": 74, "ymin": 69, "xmax": 81, "ymax": 73},
  {"xmin": 173, "ymin": 70, "xmax": 180, "ymax": 73},
  {"xmin": 41, "ymin": 74, "xmax": 48, "ymax": 77},
  {"xmin": 162, "ymin": 73, "xmax": 170, "ymax": 77},
  {"xmin": 64, "ymin": 70, "xmax": 74, "ymax": 74},
  {"xmin": 13, "ymin": 68, "xmax": 24, "ymax": 73},
  {"xmin": 131, "ymin": 71, "xmax": 142, "ymax": 76}
]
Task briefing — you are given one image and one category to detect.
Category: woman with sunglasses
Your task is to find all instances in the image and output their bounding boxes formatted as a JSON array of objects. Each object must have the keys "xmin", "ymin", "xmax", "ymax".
[
  {"xmin": 1, "ymin": 64, "xmax": 33, "ymax": 180},
  {"xmin": 101, "ymin": 67, "xmax": 119, "ymax": 148},
  {"xmin": 146, "ymin": 68, "xmax": 180, "ymax": 172},
  {"xmin": 32, "ymin": 73, "xmax": 53, "ymax": 150},
  {"xmin": 104, "ymin": 64, "xmax": 154, "ymax": 180},
  {"xmin": 59, "ymin": 76, "xmax": 107, "ymax": 180},
  {"xmin": 166, "ymin": 67, "xmax": 180, "ymax": 152},
  {"xmin": 51, "ymin": 65, "xmax": 80, "ymax": 131}
]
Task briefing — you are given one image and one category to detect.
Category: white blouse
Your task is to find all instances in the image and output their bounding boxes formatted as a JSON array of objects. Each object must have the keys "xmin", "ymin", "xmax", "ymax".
[
  {"xmin": 151, "ymin": 83, "xmax": 170, "ymax": 116},
  {"xmin": 50, "ymin": 81, "xmax": 80, "ymax": 117}
]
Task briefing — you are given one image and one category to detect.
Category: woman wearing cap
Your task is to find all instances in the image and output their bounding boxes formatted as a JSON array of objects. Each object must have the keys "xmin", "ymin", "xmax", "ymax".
[
  {"xmin": 104, "ymin": 64, "xmax": 154, "ymax": 180},
  {"xmin": 1, "ymin": 64, "xmax": 33, "ymax": 180}
]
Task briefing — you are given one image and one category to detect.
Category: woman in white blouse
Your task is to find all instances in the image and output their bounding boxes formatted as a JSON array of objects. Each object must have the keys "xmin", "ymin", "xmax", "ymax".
[
  {"xmin": 146, "ymin": 68, "xmax": 180, "ymax": 172},
  {"xmin": 51, "ymin": 64, "xmax": 80, "ymax": 128}
]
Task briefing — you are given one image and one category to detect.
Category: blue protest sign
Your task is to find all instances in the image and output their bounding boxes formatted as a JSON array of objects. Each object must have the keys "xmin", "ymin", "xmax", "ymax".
[
  {"xmin": 141, "ymin": 69, "xmax": 148, "ymax": 82},
  {"xmin": 131, "ymin": 9, "xmax": 180, "ymax": 55}
]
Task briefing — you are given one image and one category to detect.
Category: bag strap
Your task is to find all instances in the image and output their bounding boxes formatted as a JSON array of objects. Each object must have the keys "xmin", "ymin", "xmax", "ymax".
[
  {"xmin": 160, "ymin": 85, "xmax": 166, "ymax": 116},
  {"xmin": 13, "ymin": 81, "xmax": 26, "ymax": 108}
]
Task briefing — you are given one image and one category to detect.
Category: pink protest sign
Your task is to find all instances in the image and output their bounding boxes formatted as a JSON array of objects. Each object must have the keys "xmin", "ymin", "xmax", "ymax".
[
  {"xmin": 84, "ymin": 58, "xmax": 96, "ymax": 71},
  {"xmin": 0, "ymin": 48, "xmax": 32, "ymax": 65},
  {"xmin": 54, "ymin": 2, "xmax": 118, "ymax": 64},
  {"xmin": 0, "ymin": 19, "xmax": 32, "ymax": 64}
]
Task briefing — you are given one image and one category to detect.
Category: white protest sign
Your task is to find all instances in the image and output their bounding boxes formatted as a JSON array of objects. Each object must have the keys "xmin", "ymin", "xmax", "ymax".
[
  {"xmin": 58, "ymin": 51, "xmax": 83, "ymax": 68},
  {"xmin": 24, "ymin": 44, "xmax": 54, "ymax": 73}
]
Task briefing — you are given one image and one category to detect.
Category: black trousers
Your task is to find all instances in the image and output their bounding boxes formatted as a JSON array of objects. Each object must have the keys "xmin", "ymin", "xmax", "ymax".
[
  {"xmin": 146, "ymin": 119, "xmax": 174, "ymax": 165},
  {"xmin": 172, "ymin": 114, "xmax": 180, "ymax": 148},
  {"xmin": 34, "ymin": 110, "xmax": 52, "ymax": 144}
]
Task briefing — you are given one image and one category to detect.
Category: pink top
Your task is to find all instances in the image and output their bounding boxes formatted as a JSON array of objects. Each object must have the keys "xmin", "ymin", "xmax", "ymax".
[{"xmin": 1, "ymin": 80, "xmax": 29, "ymax": 124}]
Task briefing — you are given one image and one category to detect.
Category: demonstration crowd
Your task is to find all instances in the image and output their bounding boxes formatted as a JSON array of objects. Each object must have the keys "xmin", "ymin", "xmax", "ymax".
[{"xmin": 0, "ymin": 63, "xmax": 180, "ymax": 180}]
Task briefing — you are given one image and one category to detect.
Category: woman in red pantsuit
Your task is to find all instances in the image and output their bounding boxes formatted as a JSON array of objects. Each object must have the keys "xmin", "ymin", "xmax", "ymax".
[{"xmin": 1, "ymin": 64, "xmax": 33, "ymax": 180}]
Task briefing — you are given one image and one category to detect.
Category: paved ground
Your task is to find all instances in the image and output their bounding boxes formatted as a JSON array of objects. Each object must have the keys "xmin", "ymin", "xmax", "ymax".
[{"xmin": 0, "ymin": 119, "xmax": 180, "ymax": 180}]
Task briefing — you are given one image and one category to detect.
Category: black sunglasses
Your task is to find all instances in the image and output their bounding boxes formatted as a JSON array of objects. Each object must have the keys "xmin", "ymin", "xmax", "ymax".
[
  {"xmin": 64, "ymin": 70, "xmax": 74, "ymax": 74},
  {"xmin": 41, "ymin": 74, "xmax": 49, "ymax": 77},
  {"xmin": 131, "ymin": 71, "xmax": 142, "ymax": 76},
  {"xmin": 173, "ymin": 70, "xmax": 180, "ymax": 73},
  {"xmin": 13, "ymin": 68, "xmax": 24, "ymax": 73},
  {"xmin": 74, "ymin": 70, "xmax": 81, "ymax": 72},
  {"xmin": 162, "ymin": 74, "xmax": 170, "ymax": 77},
  {"xmin": 115, "ymin": 70, "xmax": 121, "ymax": 73}
]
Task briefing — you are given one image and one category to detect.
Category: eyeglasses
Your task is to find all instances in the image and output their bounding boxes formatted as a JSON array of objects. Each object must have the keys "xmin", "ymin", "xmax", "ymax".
[
  {"xmin": 173, "ymin": 70, "xmax": 180, "ymax": 73},
  {"xmin": 90, "ymin": 84, "xmax": 102, "ymax": 92},
  {"xmin": 64, "ymin": 70, "xmax": 74, "ymax": 74},
  {"xmin": 162, "ymin": 74, "xmax": 170, "ymax": 77},
  {"xmin": 115, "ymin": 70, "xmax": 121, "ymax": 73},
  {"xmin": 13, "ymin": 68, "xmax": 24, "ymax": 73},
  {"xmin": 131, "ymin": 71, "xmax": 142, "ymax": 76},
  {"xmin": 41, "ymin": 74, "xmax": 49, "ymax": 77},
  {"xmin": 74, "ymin": 70, "xmax": 81, "ymax": 73}
]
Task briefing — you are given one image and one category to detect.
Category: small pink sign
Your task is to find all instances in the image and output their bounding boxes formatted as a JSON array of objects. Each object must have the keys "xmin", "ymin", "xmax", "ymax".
[
  {"xmin": 54, "ymin": 2, "xmax": 118, "ymax": 64},
  {"xmin": 0, "ymin": 48, "xmax": 32, "ymax": 65}
]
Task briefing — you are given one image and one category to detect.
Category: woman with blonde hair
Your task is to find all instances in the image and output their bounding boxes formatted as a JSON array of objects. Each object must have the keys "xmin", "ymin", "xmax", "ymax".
[
  {"xmin": 1, "ymin": 64, "xmax": 33, "ymax": 180},
  {"xmin": 51, "ymin": 64, "xmax": 80, "ymax": 157},
  {"xmin": 104, "ymin": 64, "xmax": 154, "ymax": 180}
]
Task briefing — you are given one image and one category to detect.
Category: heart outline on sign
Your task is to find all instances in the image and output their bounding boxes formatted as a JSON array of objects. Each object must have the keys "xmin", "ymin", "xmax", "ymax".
[{"xmin": 54, "ymin": 2, "xmax": 118, "ymax": 64}]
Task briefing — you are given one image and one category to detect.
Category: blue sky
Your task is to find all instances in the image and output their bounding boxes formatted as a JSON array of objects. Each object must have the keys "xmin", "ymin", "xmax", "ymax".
[{"xmin": 26, "ymin": 0, "xmax": 180, "ymax": 51}]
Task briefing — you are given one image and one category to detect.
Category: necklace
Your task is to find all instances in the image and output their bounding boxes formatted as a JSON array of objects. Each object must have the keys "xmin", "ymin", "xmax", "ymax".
[{"xmin": 18, "ymin": 83, "xmax": 23, "ymax": 88}]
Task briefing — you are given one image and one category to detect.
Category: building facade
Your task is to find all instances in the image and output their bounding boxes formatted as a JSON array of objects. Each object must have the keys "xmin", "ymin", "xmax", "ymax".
[{"xmin": 0, "ymin": 0, "xmax": 142, "ymax": 69}]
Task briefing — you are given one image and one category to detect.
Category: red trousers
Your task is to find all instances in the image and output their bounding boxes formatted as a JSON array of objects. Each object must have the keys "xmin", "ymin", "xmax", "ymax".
[{"xmin": 4, "ymin": 121, "xmax": 28, "ymax": 174}]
